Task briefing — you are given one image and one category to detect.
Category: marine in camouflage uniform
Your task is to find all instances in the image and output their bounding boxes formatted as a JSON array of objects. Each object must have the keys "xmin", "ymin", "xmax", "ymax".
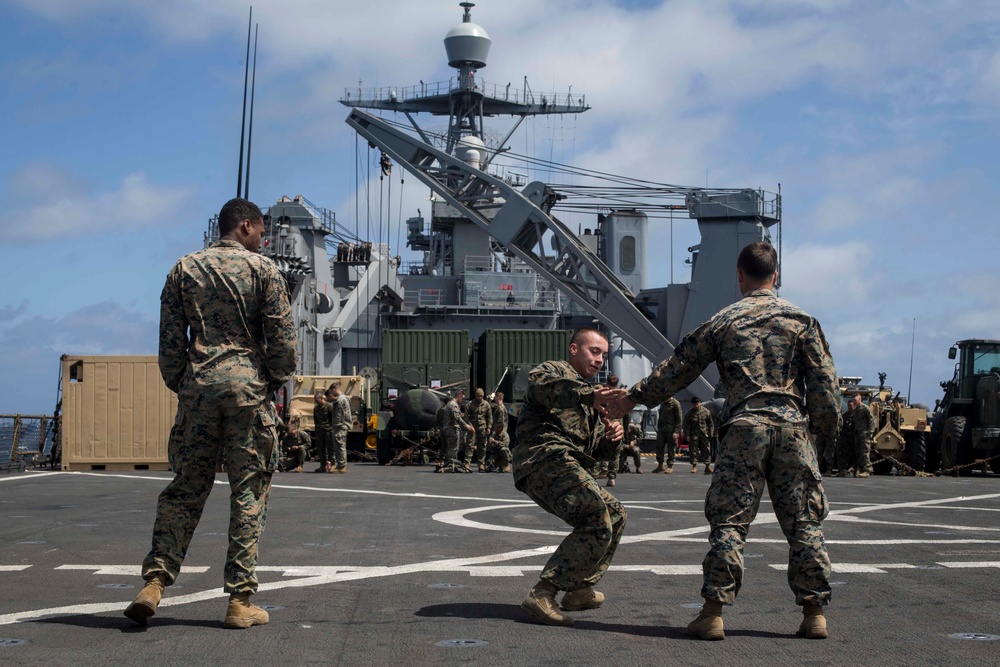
[
  {"xmin": 834, "ymin": 403, "xmax": 856, "ymax": 475},
  {"xmin": 615, "ymin": 242, "xmax": 840, "ymax": 640},
  {"xmin": 491, "ymin": 392, "xmax": 509, "ymax": 434},
  {"xmin": 488, "ymin": 421, "xmax": 511, "ymax": 472},
  {"xmin": 464, "ymin": 388, "xmax": 494, "ymax": 471},
  {"xmin": 514, "ymin": 328, "xmax": 626, "ymax": 627},
  {"xmin": 125, "ymin": 198, "xmax": 296, "ymax": 629},
  {"xmin": 328, "ymin": 383, "xmax": 353, "ymax": 472},
  {"xmin": 849, "ymin": 395, "xmax": 875, "ymax": 477},
  {"xmin": 654, "ymin": 396, "xmax": 683, "ymax": 472},
  {"xmin": 437, "ymin": 392, "xmax": 473, "ymax": 472},
  {"xmin": 683, "ymin": 397, "xmax": 716, "ymax": 473},
  {"xmin": 280, "ymin": 425, "xmax": 310, "ymax": 472},
  {"xmin": 618, "ymin": 422, "xmax": 644, "ymax": 473},
  {"xmin": 312, "ymin": 393, "xmax": 334, "ymax": 472}
]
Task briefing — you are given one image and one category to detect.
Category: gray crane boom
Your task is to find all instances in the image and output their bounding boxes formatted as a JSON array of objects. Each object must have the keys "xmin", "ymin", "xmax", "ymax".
[{"xmin": 345, "ymin": 108, "xmax": 714, "ymax": 397}]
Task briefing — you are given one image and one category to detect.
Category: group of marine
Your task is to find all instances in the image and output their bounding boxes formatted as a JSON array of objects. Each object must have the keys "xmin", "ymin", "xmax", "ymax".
[{"xmin": 120, "ymin": 199, "xmax": 839, "ymax": 643}]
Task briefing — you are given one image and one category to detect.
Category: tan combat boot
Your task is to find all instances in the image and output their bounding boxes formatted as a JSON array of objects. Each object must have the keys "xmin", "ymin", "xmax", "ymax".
[
  {"xmin": 520, "ymin": 582, "xmax": 574, "ymax": 626},
  {"xmin": 224, "ymin": 593, "xmax": 270, "ymax": 629},
  {"xmin": 335, "ymin": 466, "xmax": 346, "ymax": 474},
  {"xmin": 704, "ymin": 464, "xmax": 713, "ymax": 475},
  {"xmin": 652, "ymin": 463, "xmax": 665, "ymax": 473},
  {"xmin": 606, "ymin": 478, "xmax": 616, "ymax": 488},
  {"xmin": 798, "ymin": 605, "xmax": 827, "ymax": 639},
  {"xmin": 561, "ymin": 586, "xmax": 605, "ymax": 611},
  {"xmin": 691, "ymin": 464, "xmax": 698, "ymax": 473},
  {"xmin": 123, "ymin": 573, "xmax": 167, "ymax": 626},
  {"xmin": 502, "ymin": 465, "xmax": 512, "ymax": 473},
  {"xmin": 665, "ymin": 466, "xmax": 673, "ymax": 474},
  {"xmin": 686, "ymin": 600, "xmax": 725, "ymax": 640}
]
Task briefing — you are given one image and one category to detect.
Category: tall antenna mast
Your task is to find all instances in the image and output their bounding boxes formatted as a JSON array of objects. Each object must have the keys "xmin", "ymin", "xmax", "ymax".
[
  {"xmin": 236, "ymin": 6, "xmax": 252, "ymax": 198},
  {"xmin": 244, "ymin": 23, "xmax": 258, "ymax": 199}
]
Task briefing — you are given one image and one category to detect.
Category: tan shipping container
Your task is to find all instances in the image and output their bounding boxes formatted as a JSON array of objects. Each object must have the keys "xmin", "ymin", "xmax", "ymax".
[{"xmin": 60, "ymin": 355, "xmax": 177, "ymax": 471}]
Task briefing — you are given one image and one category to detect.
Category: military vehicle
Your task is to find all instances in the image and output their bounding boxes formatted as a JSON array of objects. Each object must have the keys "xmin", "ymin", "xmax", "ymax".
[
  {"xmin": 284, "ymin": 374, "xmax": 376, "ymax": 452},
  {"xmin": 838, "ymin": 375, "xmax": 931, "ymax": 474},
  {"xmin": 375, "ymin": 328, "xmax": 571, "ymax": 465},
  {"xmin": 931, "ymin": 339, "xmax": 1000, "ymax": 475}
]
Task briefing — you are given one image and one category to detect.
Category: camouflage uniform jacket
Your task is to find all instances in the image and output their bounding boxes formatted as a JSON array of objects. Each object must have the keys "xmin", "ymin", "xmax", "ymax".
[
  {"xmin": 491, "ymin": 403, "xmax": 509, "ymax": 432},
  {"xmin": 852, "ymin": 403, "xmax": 874, "ymax": 441},
  {"xmin": 281, "ymin": 429, "xmax": 311, "ymax": 455},
  {"xmin": 657, "ymin": 397, "xmax": 683, "ymax": 434},
  {"xmin": 440, "ymin": 401, "xmax": 470, "ymax": 437},
  {"xmin": 313, "ymin": 402, "xmax": 334, "ymax": 432},
  {"xmin": 331, "ymin": 394, "xmax": 353, "ymax": 433},
  {"xmin": 513, "ymin": 360, "xmax": 619, "ymax": 485},
  {"xmin": 683, "ymin": 405, "xmax": 715, "ymax": 438},
  {"xmin": 626, "ymin": 422, "xmax": 643, "ymax": 447},
  {"xmin": 627, "ymin": 289, "xmax": 841, "ymax": 453},
  {"xmin": 158, "ymin": 240, "xmax": 296, "ymax": 409},
  {"xmin": 466, "ymin": 398, "xmax": 493, "ymax": 434}
]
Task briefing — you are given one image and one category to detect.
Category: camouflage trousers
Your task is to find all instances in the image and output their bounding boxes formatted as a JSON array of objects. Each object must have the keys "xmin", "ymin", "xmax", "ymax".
[
  {"xmin": 463, "ymin": 431, "xmax": 489, "ymax": 466},
  {"xmin": 490, "ymin": 444, "xmax": 511, "ymax": 471},
  {"xmin": 655, "ymin": 430, "xmax": 678, "ymax": 465},
  {"xmin": 701, "ymin": 422, "xmax": 831, "ymax": 607},
  {"xmin": 518, "ymin": 452, "xmax": 627, "ymax": 591},
  {"xmin": 839, "ymin": 434, "xmax": 873, "ymax": 474},
  {"xmin": 141, "ymin": 401, "xmax": 278, "ymax": 594},
  {"xmin": 440, "ymin": 433, "xmax": 461, "ymax": 467},
  {"xmin": 332, "ymin": 429, "xmax": 348, "ymax": 468},
  {"xmin": 688, "ymin": 432, "xmax": 713, "ymax": 464},
  {"xmin": 280, "ymin": 446, "xmax": 306, "ymax": 471},
  {"xmin": 619, "ymin": 445, "xmax": 642, "ymax": 472},
  {"xmin": 315, "ymin": 429, "xmax": 334, "ymax": 466}
]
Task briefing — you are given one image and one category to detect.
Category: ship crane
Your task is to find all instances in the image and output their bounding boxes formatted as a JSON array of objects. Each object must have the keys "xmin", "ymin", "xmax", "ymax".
[{"xmin": 346, "ymin": 108, "xmax": 714, "ymax": 396}]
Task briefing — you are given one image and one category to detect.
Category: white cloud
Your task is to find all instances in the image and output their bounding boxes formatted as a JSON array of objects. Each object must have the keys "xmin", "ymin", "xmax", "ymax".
[
  {"xmin": 778, "ymin": 240, "xmax": 874, "ymax": 307},
  {"xmin": 0, "ymin": 300, "xmax": 158, "ymax": 414},
  {"xmin": 2, "ymin": 165, "xmax": 195, "ymax": 244}
]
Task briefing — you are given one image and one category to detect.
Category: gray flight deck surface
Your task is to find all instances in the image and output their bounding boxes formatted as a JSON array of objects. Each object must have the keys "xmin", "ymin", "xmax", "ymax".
[{"xmin": 2, "ymin": 466, "xmax": 999, "ymax": 666}]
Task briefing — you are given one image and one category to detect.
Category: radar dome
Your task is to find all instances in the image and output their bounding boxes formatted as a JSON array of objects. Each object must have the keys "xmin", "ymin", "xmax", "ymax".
[
  {"xmin": 456, "ymin": 135, "xmax": 486, "ymax": 169},
  {"xmin": 444, "ymin": 20, "xmax": 491, "ymax": 69}
]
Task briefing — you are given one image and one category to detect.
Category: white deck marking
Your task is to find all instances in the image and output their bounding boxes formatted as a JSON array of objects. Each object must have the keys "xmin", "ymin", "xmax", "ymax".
[
  {"xmin": 768, "ymin": 563, "xmax": 919, "ymax": 574},
  {"xmin": 0, "ymin": 472, "xmax": 61, "ymax": 483},
  {"xmin": 0, "ymin": 566, "xmax": 32, "ymax": 571},
  {"xmin": 938, "ymin": 561, "xmax": 1000, "ymax": 569},
  {"xmin": 55, "ymin": 565, "xmax": 210, "ymax": 575},
  {"xmin": 3, "ymin": 475, "xmax": 1000, "ymax": 625},
  {"xmin": 826, "ymin": 515, "xmax": 1000, "ymax": 532}
]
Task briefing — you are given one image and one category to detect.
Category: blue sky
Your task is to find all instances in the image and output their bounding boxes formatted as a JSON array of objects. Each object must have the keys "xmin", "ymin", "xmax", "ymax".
[{"xmin": 2, "ymin": 0, "xmax": 999, "ymax": 415}]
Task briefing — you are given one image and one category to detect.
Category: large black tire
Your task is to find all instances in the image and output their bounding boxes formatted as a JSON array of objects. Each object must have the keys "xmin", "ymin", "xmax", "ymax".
[
  {"xmin": 941, "ymin": 417, "xmax": 972, "ymax": 475},
  {"xmin": 906, "ymin": 432, "xmax": 927, "ymax": 472}
]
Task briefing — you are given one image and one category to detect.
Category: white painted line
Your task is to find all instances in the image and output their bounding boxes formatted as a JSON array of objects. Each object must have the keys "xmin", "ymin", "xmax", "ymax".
[
  {"xmin": 830, "ymin": 493, "xmax": 1000, "ymax": 517},
  {"xmin": 55, "ymin": 565, "xmax": 210, "ymax": 575},
  {"xmin": 0, "ymin": 472, "xmax": 62, "ymax": 483},
  {"xmin": 615, "ymin": 565, "xmax": 703, "ymax": 576},
  {"xmin": 467, "ymin": 567, "xmax": 534, "ymax": 577},
  {"xmin": 937, "ymin": 561, "xmax": 1000, "ymax": 569},
  {"xmin": 0, "ymin": 566, "xmax": 32, "ymax": 571},
  {"xmin": 826, "ymin": 515, "xmax": 1000, "ymax": 533},
  {"xmin": 768, "ymin": 563, "xmax": 898, "ymax": 574}
]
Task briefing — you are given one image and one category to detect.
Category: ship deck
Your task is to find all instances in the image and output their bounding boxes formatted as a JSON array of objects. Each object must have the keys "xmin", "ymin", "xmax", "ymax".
[{"xmin": 2, "ymin": 465, "xmax": 999, "ymax": 665}]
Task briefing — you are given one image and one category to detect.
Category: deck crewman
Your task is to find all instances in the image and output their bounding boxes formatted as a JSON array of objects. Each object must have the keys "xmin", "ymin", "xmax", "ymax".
[
  {"xmin": 124, "ymin": 197, "xmax": 296, "ymax": 629},
  {"xmin": 605, "ymin": 241, "xmax": 841, "ymax": 641},
  {"xmin": 513, "ymin": 327, "xmax": 626, "ymax": 626}
]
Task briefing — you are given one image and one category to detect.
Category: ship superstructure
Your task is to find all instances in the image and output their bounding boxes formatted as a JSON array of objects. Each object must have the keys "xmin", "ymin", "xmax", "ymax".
[{"xmin": 203, "ymin": 2, "xmax": 782, "ymax": 423}]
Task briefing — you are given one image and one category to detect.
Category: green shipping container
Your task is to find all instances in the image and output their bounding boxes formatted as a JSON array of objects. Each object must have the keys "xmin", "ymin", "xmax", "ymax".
[
  {"xmin": 478, "ymin": 329, "xmax": 573, "ymax": 402},
  {"xmin": 381, "ymin": 330, "xmax": 470, "ymax": 365}
]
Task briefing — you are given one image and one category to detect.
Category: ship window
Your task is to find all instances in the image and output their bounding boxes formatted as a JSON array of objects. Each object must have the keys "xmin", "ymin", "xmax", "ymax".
[{"xmin": 620, "ymin": 235, "xmax": 636, "ymax": 271}]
